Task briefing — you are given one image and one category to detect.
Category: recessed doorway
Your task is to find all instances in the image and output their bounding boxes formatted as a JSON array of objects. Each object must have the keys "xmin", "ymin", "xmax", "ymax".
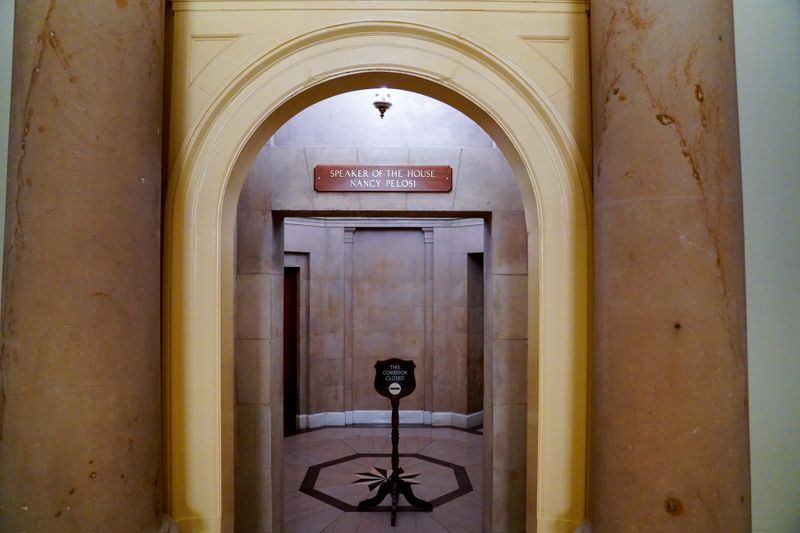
[{"xmin": 283, "ymin": 266, "xmax": 300, "ymax": 437}]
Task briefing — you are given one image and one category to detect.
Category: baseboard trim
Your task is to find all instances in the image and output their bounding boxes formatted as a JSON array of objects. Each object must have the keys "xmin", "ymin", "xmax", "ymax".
[
  {"xmin": 432, "ymin": 410, "xmax": 483, "ymax": 429},
  {"xmin": 296, "ymin": 410, "xmax": 483, "ymax": 429},
  {"xmin": 296, "ymin": 412, "xmax": 346, "ymax": 429},
  {"xmin": 352, "ymin": 410, "xmax": 426, "ymax": 424}
]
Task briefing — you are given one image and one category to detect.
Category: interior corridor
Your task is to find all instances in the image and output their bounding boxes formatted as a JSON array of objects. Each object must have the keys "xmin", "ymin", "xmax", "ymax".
[{"xmin": 233, "ymin": 89, "xmax": 530, "ymax": 531}]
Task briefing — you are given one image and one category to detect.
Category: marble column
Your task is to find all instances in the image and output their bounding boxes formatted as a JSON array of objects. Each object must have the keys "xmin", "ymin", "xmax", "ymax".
[
  {"xmin": 1, "ymin": 2, "xmax": 164, "ymax": 531},
  {"xmin": 590, "ymin": 1, "xmax": 750, "ymax": 530}
]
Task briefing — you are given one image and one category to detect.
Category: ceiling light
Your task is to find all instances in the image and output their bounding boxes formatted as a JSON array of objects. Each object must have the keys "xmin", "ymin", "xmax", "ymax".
[{"xmin": 372, "ymin": 89, "xmax": 392, "ymax": 119}]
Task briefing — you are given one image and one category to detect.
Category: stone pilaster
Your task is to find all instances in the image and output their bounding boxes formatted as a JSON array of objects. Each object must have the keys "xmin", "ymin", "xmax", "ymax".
[
  {"xmin": 343, "ymin": 227, "xmax": 355, "ymax": 419},
  {"xmin": 423, "ymin": 226, "xmax": 434, "ymax": 422},
  {"xmin": 0, "ymin": 1, "xmax": 164, "ymax": 531},
  {"xmin": 590, "ymin": 0, "xmax": 750, "ymax": 530}
]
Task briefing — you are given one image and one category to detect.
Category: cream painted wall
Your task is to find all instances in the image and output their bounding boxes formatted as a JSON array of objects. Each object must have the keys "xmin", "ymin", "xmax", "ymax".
[
  {"xmin": 734, "ymin": 1, "xmax": 800, "ymax": 531},
  {"xmin": 0, "ymin": 0, "xmax": 14, "ymax": 304}
]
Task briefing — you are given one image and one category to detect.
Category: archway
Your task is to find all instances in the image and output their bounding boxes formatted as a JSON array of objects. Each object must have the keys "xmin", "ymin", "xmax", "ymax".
[{"xmin": 164, "ymin": 21, "xmax": 589, "ymax": 532}]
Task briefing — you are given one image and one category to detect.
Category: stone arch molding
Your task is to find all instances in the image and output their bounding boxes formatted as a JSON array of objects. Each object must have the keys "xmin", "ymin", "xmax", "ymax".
[{"xmin": 165, "ymin": 17, "xmax": 590, "ymax": 533}]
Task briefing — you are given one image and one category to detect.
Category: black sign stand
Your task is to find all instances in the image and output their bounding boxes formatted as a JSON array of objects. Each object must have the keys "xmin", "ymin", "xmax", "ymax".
[{"xmin": 358, "ymin": 358, "xmax": 432, "ymax": 525}]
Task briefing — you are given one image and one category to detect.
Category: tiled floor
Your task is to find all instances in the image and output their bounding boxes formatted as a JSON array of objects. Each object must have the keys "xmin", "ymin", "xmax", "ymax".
[{"xmin": 284, "ymin": 426, "xmax": 483, "ymax": 532}]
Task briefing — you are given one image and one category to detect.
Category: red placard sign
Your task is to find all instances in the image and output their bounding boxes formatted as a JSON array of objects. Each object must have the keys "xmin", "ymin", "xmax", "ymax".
[{"xmin": 314, "ymin": 165, "xmax": 452, "ymax": 192}]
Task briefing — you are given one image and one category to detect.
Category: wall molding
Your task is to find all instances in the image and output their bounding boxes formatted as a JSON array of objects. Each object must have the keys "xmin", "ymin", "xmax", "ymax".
[{"xmin": 283, "ymin": 216, "xmax": 484, "ymax": 229}]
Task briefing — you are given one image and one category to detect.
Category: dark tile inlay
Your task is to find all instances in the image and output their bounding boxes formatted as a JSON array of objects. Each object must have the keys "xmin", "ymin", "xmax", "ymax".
[{"xmin": 299, "ymin": 452, "xmax": 473, "ymax": 512}]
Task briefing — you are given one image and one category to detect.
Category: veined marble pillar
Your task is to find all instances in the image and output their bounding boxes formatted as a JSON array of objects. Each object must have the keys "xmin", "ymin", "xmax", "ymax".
[
  {"xmin": 590, "ymin": 0, "xmax": 750, "ymax": 530},
  {"xmin": 1, "ymin": 2, "xmax": 164, "ymax": 531}
]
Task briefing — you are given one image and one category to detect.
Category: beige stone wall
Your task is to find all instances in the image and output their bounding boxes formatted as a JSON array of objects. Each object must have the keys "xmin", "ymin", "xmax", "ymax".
[
  {"xmin": 284, "ymin": 222, "xmax": 349, "ymax": 413},
  {"xmin": 233, "ymin": 211, "xmax": 284, "ymax": 532},
  {"xmin": 352, "ymin": 228, "xmax": 427, "ymax": 409},
  {"xmin": 284, "ymin": 219, "xmax": 485, "ymax": 417},
  {"xmin": 241, "ymin": 90, "xmax": 524, "ymax": 213},
  {"xmin": 431, "ymin": 222, "xmax": 485, "ymax": 414},
  {"xmin": 238, "ymin": 90, "xmax": 528, "ymax": 418}
]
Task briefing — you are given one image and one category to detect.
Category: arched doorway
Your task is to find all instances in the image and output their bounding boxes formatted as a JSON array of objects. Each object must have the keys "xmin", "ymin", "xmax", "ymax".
[
  {"xmin": 164, "ymin": 16, "xmax": 590, "ymax": 533},
  {"xmin": 237, "ymin": 87, "xmax": 529, "ymax": 531}
]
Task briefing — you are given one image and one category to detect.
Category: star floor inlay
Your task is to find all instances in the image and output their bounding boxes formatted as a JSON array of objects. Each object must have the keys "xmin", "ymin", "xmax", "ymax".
[{"xmin": 284, "ymin": 426, "xmax": 483, "ymax": 532}]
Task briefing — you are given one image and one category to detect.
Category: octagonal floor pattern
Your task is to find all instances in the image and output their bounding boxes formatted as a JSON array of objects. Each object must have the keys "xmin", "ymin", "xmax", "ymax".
[{"xmin": 284, "ymin": 426, "xmax": 482, "ymax": 532}]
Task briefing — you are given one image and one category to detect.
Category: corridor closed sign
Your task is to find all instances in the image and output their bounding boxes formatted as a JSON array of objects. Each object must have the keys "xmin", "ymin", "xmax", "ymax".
[
  {"xmin": 374, "ymin": 358, "xmax": 417, "ymax": 400},
  {"xmin": 314, "ymin": 165, "xmax": 452, "ymax": 192}
]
